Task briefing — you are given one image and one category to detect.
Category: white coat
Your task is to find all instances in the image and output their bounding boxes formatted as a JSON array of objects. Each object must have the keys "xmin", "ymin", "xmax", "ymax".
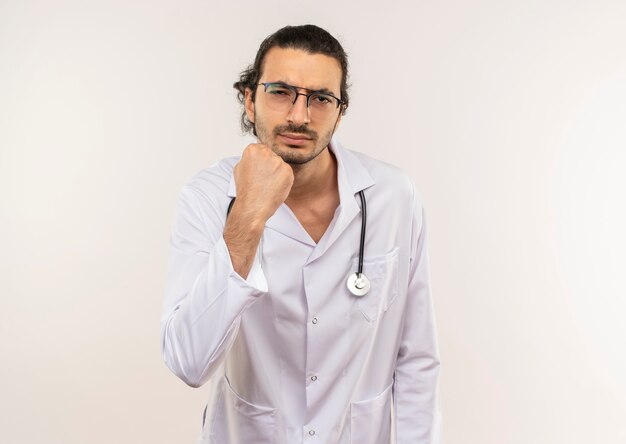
[{"xmin": 161, "ymin": 140, "xmax": 441, "ymax": 443}]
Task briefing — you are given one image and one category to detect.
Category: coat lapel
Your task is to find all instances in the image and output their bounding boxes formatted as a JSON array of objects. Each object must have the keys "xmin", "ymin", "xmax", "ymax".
[{"xmin": 306, "ymin": 140, "xmax": 375, "ymax": 264}]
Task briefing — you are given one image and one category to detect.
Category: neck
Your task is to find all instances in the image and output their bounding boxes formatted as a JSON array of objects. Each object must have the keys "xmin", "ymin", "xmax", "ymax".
[{"xmin": 285, "ymin": 147, "xmax": 337, "ymax": 204}]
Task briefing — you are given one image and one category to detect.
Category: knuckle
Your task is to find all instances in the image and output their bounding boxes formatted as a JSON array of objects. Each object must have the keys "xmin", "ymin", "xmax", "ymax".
[{"xmin": 246, "ymin": 143, "xmax": 260, "ymax": 153}]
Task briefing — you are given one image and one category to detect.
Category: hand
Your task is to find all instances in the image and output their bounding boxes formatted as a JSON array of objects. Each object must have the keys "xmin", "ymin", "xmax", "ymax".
[
  {"xmin": 224, "ymin": 144, "xmax": 293, "ymax": 279},
  {"xmin": 232, "ymin": 143, "xmax": 294, "ymax": 223}
]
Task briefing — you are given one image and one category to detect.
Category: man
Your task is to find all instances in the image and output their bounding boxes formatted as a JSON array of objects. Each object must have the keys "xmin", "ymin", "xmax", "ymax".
[{"xmin": 161, "ymin": 24, "xmax": 441, "ymax": 443}]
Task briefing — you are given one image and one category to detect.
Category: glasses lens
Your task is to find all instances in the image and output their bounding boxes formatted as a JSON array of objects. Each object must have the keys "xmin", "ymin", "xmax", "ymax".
[
  {"xmin": 264, "ymin": 84, "xmax": 295, "ymax": 112},
  {"xmin": 308, "ymin": 93, "xmax": 337, "ymax": 119}
]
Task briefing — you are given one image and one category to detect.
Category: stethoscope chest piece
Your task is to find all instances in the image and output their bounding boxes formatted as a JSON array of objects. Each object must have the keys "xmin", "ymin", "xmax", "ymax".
[{"xmin": 347, "ymin": 272, "xmax": 370, "ymax": 297}]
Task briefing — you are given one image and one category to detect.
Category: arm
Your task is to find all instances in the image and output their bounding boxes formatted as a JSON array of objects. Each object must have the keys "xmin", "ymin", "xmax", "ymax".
[
  {"xmin": 160, "ymin": 185, "xmax": 268, "ymax": 388},
  {"xmin": 394, "ymin": 193, "xmax": 442, "ymax": 443},
  {"xmin": 160, "ymin": 144, "xmax": 293, "ymax": 388}
]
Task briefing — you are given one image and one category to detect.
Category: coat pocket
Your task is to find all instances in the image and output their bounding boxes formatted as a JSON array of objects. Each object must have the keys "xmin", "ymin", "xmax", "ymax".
[
  {"xmin": 208, "ymin": 376, "xmax": 276, "ymax": 444},
  {"xmin": 350, "ymin": 382, "xmax": 393, "ymax": 444},
  {"xmin": 352, "ymin": 248, "xmax": 399, "ymax": 322}
]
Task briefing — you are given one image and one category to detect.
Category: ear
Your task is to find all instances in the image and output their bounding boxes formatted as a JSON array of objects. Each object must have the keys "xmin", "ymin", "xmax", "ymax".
[{"xmin": 244, "ymin": 88, "xmax": 255, "ymax": 124}]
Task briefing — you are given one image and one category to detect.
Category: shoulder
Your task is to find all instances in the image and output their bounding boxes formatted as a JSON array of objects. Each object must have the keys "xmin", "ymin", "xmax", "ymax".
[
  {"xmin": 351, "ymin": 150, "xmax": 413, "ymax": 187},
  {"xmin": 338, "ymin": 144, "xmax": 421, "ymax": 209},
  {"xmin": 182, "ymin": 156, "xmax": 238, "ymax": 200},
  {"xmin": 176, "ymin": 156, "xmax": 239, "ymax": 219}
]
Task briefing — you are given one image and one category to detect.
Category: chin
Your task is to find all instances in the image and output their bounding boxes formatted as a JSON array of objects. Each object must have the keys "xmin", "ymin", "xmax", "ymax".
[{"xmin": 278, "ymin": 153, "xmax": 307, "ymax": 164}]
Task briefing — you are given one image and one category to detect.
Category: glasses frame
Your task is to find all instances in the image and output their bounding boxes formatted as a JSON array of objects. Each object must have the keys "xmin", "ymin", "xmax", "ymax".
[{"xmin": 257, "ymin": 82, "xmax": 345, "ymax": 112}]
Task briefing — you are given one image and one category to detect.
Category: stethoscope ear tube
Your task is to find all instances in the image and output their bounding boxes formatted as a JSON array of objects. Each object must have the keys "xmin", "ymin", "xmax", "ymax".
[{"xmin": 227, "ymin": 197, "xmax": 236, "ymax": 216}]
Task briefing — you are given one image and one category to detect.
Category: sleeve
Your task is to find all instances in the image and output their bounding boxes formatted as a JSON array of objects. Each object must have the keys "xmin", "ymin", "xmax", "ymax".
[
  {"xmin": 393, "ymin": 189, "xmax": 442, "ymax": 443},
  {"xmin": 160, "ymin": 185, "xmax": 268, "ymax": 388}
]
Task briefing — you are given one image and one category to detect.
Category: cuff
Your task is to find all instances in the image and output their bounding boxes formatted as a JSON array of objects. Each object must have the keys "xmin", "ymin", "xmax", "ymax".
[{"xmin": 214, "ymin": 235, "xmax": 269, "ymax": 294}]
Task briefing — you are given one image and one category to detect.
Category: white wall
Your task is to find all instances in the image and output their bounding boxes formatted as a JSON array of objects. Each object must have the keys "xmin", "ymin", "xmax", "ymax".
[{"xmin": 1, "ymin": 0, "xmax": 625, "ymax": 442}]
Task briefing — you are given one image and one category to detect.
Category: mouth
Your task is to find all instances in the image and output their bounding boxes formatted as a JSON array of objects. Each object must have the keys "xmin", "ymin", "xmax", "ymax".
[{"xmin": 278, "ymin": 133, "xmax": 312, "ymax": 146}]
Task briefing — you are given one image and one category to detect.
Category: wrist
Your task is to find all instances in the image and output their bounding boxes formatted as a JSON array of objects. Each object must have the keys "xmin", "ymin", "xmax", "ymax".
[
  {"xmin": 227, "ymin": 200, "xmax": 267, "ymax": 233},
  {"xmin": 230, "ymin": 198, "xmax": 272, "ymax": 229}
]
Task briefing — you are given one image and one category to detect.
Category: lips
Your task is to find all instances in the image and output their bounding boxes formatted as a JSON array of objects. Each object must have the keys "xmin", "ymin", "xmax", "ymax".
[
  {"xmin": 280, "ymin": 133, "xmax": 311, "ymax": 140},
  {"xmin": 278, "ymin": 133, "xmax": 312, "ymax": 145}
]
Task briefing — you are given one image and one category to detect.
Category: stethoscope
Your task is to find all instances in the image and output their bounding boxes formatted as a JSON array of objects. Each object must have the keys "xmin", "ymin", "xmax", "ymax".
[{"xmin": 226, "ymin": 190, "xmax": 370, "ymax": 297}]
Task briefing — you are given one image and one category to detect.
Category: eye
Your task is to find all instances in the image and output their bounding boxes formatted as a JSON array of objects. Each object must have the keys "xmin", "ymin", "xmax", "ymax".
[
  {"xmin": 311, "ymin": 94, "xmax": 333, "ymax": 105},
  {"xmin": 266, "ymin": 85, "xmax": 292, "ymax": 96}
]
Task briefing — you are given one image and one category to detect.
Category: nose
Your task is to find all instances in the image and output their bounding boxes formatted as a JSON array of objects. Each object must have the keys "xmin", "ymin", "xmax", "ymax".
[{"xmin": 286, "ymin": 93, "xmax": 311, "ymax": 125}]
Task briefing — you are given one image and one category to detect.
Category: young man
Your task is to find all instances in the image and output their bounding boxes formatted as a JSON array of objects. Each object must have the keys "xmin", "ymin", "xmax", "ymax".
[{"xmin": 161, "ymin": 25, "xmax": 441, "ymax": 443}]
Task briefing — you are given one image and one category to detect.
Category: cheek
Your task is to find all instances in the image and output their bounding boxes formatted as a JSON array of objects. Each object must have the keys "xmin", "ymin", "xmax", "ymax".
[
  {"xmin": 253, "ymin": 113, "xmax": 275, "ymax": 141},
  {"xmin": 256, "ymin": 109, "xmax": 280, "ymax": 131}
]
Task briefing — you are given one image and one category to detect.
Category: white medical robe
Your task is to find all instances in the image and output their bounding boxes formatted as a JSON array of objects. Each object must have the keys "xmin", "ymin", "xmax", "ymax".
[{"xmin": 161, "ymin": 140, "xmax": 441, "ymax": 443}]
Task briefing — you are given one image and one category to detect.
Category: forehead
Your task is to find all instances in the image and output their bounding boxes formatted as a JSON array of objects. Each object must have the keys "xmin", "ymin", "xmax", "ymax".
[{"xmin": 260, "ymin": 47, "xmax": 342, "ymax": 95}]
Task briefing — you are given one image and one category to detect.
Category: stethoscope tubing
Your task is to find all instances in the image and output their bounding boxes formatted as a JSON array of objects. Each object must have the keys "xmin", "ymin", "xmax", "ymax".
[{"xmin": 356, "ymin": 190, "xmax": 366, "ymax": 277}]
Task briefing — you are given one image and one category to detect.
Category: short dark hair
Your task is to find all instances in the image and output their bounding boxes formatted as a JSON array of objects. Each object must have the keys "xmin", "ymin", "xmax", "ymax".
[{"xmin": 233, "ymin": 24, "xmax": 350, "ymax": 136}]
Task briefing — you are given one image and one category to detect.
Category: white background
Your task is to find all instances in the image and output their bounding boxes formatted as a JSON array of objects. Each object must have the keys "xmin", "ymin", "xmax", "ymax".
[{"xmin": 1, "ymin": 0, "xmax": 625, "ymax": 443}]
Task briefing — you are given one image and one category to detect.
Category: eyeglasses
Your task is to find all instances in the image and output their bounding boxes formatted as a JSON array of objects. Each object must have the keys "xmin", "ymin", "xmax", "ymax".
[{"xmin": 257, "ymin": 82, "xmax": 345, "ymax": 120}]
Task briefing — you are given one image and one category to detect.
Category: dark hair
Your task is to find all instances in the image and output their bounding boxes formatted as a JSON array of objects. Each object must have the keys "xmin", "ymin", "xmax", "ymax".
[{"xmin": 233, "ymin": 24, "xmax": 350, "ymax": 135}]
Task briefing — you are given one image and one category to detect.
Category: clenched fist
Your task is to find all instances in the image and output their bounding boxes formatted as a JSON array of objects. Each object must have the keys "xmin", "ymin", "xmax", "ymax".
[{"xmin": 232, "ymin": 143, "xmax": 294, "ymax": 222}]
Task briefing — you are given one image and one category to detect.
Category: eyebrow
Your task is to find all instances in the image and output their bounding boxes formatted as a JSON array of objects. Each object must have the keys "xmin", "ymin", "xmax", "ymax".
[{"xmin": 268, "ymin": 80, "xmax": 338, "ymax": 97}]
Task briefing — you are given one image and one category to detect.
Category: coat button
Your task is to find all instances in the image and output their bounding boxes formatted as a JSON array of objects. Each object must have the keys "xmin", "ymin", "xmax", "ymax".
[
  {"xmin": 311, "ymin": 375, "xmax": 317, "ymax": 381},
  {"xmin": 312, "ymin": 317, "xmax": 318, "ymax": 324},
  {"xmin": 309, "ymin": 430, "xmax": 316, "ymax": 436}
]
